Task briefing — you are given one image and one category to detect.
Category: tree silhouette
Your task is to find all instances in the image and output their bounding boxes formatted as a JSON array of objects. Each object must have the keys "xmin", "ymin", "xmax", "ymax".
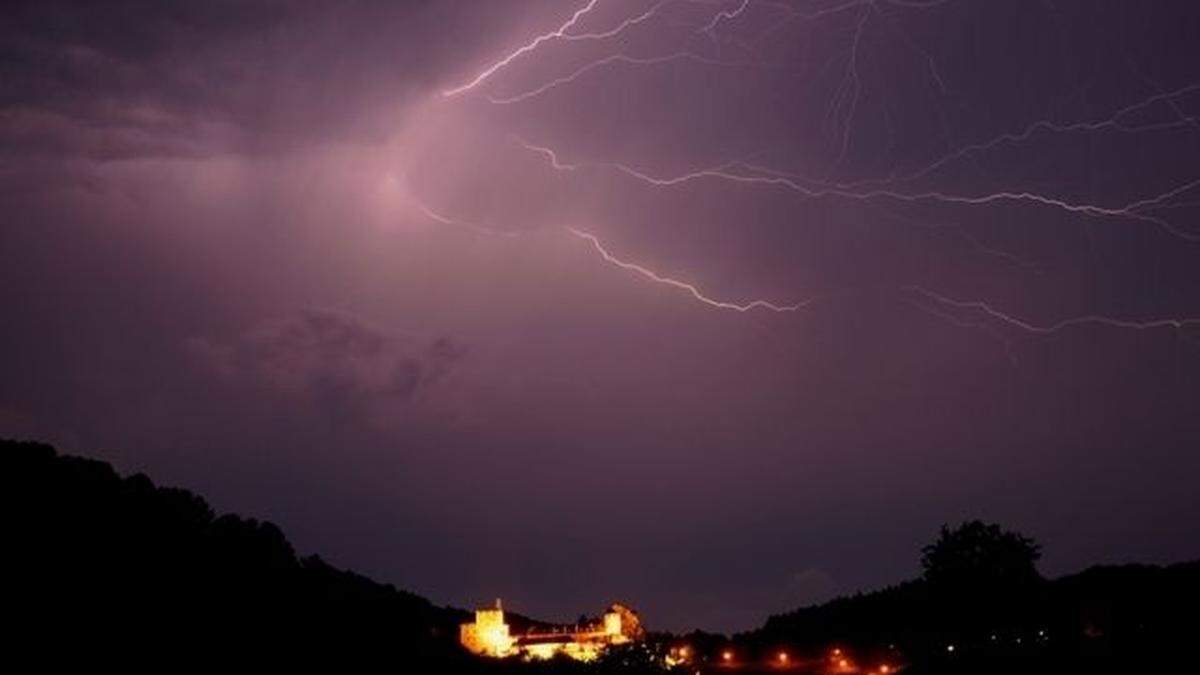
[
  {"xmin": 921, "ymin": 520, "xmax": 1042, "ymax": 590},
  {"xmin": 919, "ymin": 520, "xmax": 1044, "ymax": 639}
]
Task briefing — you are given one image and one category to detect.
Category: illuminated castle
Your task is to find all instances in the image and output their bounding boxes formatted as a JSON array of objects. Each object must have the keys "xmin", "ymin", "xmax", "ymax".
[
  {"xmin": 460, "ymin": 600, "xmax": 643, "ymax": 662},
  {"xmin": 460, "ymin": 599, "xmax": 515, "ymax": 657}
]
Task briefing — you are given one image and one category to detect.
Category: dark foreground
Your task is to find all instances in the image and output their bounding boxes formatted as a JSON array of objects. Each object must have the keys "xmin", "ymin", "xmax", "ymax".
[{"xmin": 3, "ymin": 438, "xmax": 1197, "ymax": 672}]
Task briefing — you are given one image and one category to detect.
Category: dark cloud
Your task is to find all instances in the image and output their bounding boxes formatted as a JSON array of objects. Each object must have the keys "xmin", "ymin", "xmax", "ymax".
[
  {"xmin": 190, "ymin": 308, "xmax": 463, "ymax": 430},
  {"xmin": 0, "ymin": 0, "xmax": 559, "ymax": 158}
]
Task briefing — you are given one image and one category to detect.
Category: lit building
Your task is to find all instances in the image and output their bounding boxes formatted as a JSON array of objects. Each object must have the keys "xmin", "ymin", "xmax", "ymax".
[
  {"xmin": 459, "ymin": 599, "xmax": 514, "ymax": 657},
  {"xmin": 460, "ymin": 600, "xmax": 643, "ymax": 662}
]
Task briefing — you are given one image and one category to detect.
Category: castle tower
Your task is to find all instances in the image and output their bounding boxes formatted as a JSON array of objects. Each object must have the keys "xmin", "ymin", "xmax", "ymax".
[
  {"xmin": 460, "ymin": 599, "xmax": 514, "ymax": 657},
  {"xmin": 603, "ymin": 611, "xmax": 622, "ymax": 637}
]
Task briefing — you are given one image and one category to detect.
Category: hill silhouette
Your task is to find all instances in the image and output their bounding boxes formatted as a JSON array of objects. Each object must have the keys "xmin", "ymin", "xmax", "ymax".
[
  {"xmin": 731, "ymin": 523, "xmax": 1200, "ymax": 673},
  {"xmin": 5, "ymin": 438, "xmax": 1198, "ymax": 673},
  {"xmin": 3, "ymin": 439, "xmax": 482, "ymax": 667},
  {"xmin": 2, "ymin": 439, "xmax": 670, "ymax": 672}
]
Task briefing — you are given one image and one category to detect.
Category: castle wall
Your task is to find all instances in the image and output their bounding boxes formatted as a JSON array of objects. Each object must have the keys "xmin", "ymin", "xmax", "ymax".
[{"xmin": 459, "ymin": 601, "xmax": 640, "ymax": 662}]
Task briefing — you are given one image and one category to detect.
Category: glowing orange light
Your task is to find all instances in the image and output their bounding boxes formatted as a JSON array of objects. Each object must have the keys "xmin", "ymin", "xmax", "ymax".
[
  {"xmin": 679, "ymin": 646, "xmax": 690, "ymax": 658},
  {"xmin": 778, "ymin": 651, "xmax": 789, "ymax": 664},
  {"xmin": 880, "ymin": 665, "xmax": 891, "ymax": 674},
  {"xmin": 833, "ymin": 648, "xmax": 842, "ymax": 656},
  {"xmin": 723, "ymin": 650, "xmax": 733, "ymax": 662},
  {"xmin": 839, "ymin": 659, "xmax": 849, "ymax": 668}
]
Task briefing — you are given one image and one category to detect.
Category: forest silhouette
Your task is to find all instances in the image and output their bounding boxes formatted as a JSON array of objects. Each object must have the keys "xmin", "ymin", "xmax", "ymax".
[{"xmin": 5, "ymin": 438, "xmax": 1197, "ymax": 672}]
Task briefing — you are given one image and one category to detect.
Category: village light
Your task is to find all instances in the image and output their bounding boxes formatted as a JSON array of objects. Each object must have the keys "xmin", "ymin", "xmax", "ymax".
[
  {"xmin": 722, "ymin": 650, "xmax": 733, "ymax": 662},
  {"xmin": 778, "ymin": 651, "xmax": 789, "ymax": 664}
]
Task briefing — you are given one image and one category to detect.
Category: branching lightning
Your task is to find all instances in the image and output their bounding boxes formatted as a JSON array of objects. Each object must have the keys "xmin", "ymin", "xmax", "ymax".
[
  {"xmin": 847, "ymin": 83, "xmax": 1200, "ymax": 189},
  {"xmin": 826, "ymin": 5, "xmax": 873, "ymax": 171},
  {"xmin": 699, "ymin": 0, "xmax": 750, "ymax": 36},
  {"xmin": 441, "ymin": 0, "xmax": 601, "ymax": 97},
  {"xmin": 415, "ymin": 201, "xmax": 521, "ymax": 238},
  {"xmin": 568, "ymin": 228, "xmax": 812, "ymax": 312},
  {"xmin": 428, "ymin": 0, "xmax": 1200, "ymax": 356},
  {"xmin": 487, "ymin": 52, "xmax": 733, "ymax": 105},
  {"xmin": 412, "ymin": 197, "xmax": 810, "ymax": 314},
  {"xmin": 442, "ymin": 0, "xmax": 663, "ymax": 98},
  {"xmin": 905, "ymin": 286, "xmax": 1200, "ymax": 334},
  {"xmin": 517, "ymin": 137, "xmax": 1200, "ymax": 243}
]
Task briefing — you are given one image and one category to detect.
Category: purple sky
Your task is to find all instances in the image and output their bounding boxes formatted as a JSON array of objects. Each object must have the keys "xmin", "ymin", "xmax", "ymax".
[{"xmin": 3, "ymin": 0, "xmax": 1200, "ymax": 632}]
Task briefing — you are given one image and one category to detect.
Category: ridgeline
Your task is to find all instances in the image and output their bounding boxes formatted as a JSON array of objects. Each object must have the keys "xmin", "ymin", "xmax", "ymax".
[{"xmin": 4, "ymin": 438, "xmax": 1197, "ymax": 672}]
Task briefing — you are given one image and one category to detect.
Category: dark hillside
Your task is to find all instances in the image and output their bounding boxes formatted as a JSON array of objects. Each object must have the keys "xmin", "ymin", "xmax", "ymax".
[
  {"xmin": 737, "ymin": 544, "xmax": 1200, "ymax": 673},
  {"xmin": 2, "ymin": 438, "xmax": 470, "ymax": 665}
]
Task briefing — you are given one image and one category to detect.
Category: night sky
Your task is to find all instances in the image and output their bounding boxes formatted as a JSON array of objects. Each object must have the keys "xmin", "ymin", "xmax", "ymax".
[{"xmin": 3, "ymin": 0, "xmax": 1200, "ymax": 632}]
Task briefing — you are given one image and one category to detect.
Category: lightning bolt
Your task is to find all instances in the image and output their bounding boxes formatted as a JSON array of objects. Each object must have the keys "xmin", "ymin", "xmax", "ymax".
[
  {"xmin": 902, "ymin": 295, "xmax": 1020, "ymax": 365},
  {"xmin": 826, "ymin": 5, "xmax": 873, "ymax": 171},
  {"xmin": 415, "ymin": 200, "xmax": 521, "ymax": 238},
  {"xmin": 442, "ymin": 0, "xmax": 663, "ymax": 98},
  {"xmin": 748, "ymin": 0, "xmax": 870, "ymax": 41},
  {"xmin": 433, "ymin": 0, "xmax": 1200, "ymax": 355},
  {"xmin": 513, "ymin": 135, "xmax": 750, "ymax": 183},
  {"xmin": 847, "ymin": 83, "xmax": 1200, "ymax": 189},
  {"xmin": 699, "ymin": 0, "xmax": 750, "ymax": 36},
  {"xmin": 905, "ymin": 286, "xmax": 1200, "ymax": 334},
  {"xmin": 568, "ymin": 228, "xmax": 812, "ymax": 312},
  {"xmin": 487, "ymin": 52, "xmax": 737, "ymax": 105},
  {"xmin": 870, "ymin": 204, "xmax": 1042, "ymax": 269},
  {"xmin": 517, "ymin": 137, "xmax": 1200, "ymax": 243},
  {"xmin": 411, "ymin": 195, "xmax": 810, "ymax": 314}
]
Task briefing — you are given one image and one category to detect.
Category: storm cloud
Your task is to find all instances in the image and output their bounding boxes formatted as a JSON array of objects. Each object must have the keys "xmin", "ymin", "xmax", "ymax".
[{"xmin": 190, "ymin": 308, "xmax": 463, "ymax": 430}]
